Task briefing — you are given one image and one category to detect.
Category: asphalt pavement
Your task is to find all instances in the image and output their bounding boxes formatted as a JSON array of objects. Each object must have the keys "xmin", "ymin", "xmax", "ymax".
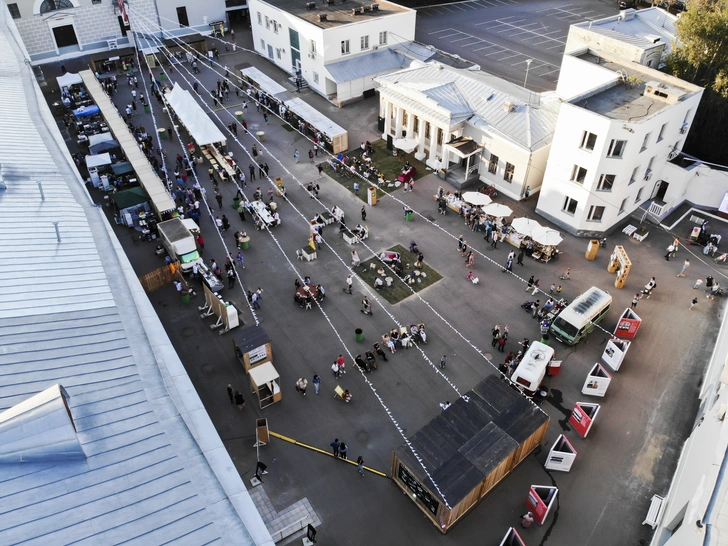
[{"xmin": 40, "ymin": 19, "xmax": 728, "ymax": 546}]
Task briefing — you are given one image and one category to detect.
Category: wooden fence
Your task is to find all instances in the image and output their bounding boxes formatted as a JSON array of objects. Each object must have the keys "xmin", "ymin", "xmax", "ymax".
[{"xmin": 139, "ymin": 261, "xmax": 180, "ymax": 292}]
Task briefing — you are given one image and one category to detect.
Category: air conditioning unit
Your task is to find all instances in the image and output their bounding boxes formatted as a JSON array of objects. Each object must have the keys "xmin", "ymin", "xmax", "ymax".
[
  {"xmin": 371, "ymin": 3, "xmax": 379, "ymax": 9},
  {"xmin": 305, "ymin": 2, "xmax": 316, "ymax": 9},
  {"xmin": 318, "ymin": 13, "xmax": 328, "ymax": 21},
  {"xmin": 644, "ymin": 169, "xmax": 653, "ymax": 181},
  {"xmin": 372, "ymin": 45, "xmax": 378, "ymax": 50},
  {"xmin": 668, "ymin": 151, "xmax": 678, "ymax": 160}
]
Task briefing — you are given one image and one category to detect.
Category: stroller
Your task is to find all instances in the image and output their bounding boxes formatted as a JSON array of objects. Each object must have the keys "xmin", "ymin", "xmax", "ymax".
[{"xmin": 409, "ymin": 240, "xmax": 419, "ymax": 253}]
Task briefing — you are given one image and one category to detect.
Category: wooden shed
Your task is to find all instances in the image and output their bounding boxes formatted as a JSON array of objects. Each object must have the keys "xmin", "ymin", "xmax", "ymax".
[
  {"xmin": 232, "ymin": 325, "xmax": 272, "ymax": 373},
  {"xmin": 391, "ymin": 375, "xmax": 549, "ymax": 533}
]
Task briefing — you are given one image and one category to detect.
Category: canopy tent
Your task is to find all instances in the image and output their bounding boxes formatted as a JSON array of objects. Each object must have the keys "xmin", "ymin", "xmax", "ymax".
[
  {"xmin": 88, "ymin": 132, "xmax": 115, "ymax": 146},
  {"xmin": 284, "ymin": 97, "xmax": 349, "ymax": 154},
  {"xmin": 393, "ymin": 138, "xmax": 418, "ymax": 154},
  {"xmin": 240, "ymin": 66, "xmax": 288, "ymax": 99},
  {"xmin": 89, "ymin": 140, "xmax": 120, "ymax": 154},
  {"xmin": 511, "ymin": 217, "xmax": 542, "ymax": 237},
  {"xmin": 85, "ymin": 153, "xmax": 112, "ymax": 168},
  {"xmin": 483, "ymin": 203, "xmax": 513, "ymax": 218},
  {"xmin": 461, "ymin": 191, "xmax": 492, "ymax": 207},
  {"xmin": 56, "ymin": 72, "xmax": 83, "ymax": 88},
  {"xmin": 113, "ymin": 186, "xmax": 149, "ymax": 210},
  {"xmin": 532, "ymin": 226, "xmax": 563, "ymax": 246},
  {"xmin": 73, "ymin": 105, "xmax": 100, "ymax": 118},
  {"xmin": 111, "ymin": 161, "xmax": 133, "ymax": 175},
  {"xmin": 165, "ymin": 84, "xmax": 226, "ymax": 146}
]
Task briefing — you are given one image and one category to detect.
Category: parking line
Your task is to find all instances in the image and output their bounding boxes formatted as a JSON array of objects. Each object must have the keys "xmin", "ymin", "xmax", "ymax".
[
  {"xmin": 473, "ymin": 45, "xmax": 498, "ymax": 51},
  {"xmin": 496, "ymin": 53, "xmax": 522, "ymax": 61},
  {"xmin": 450, "ymin": 36, "xmax": 477, "ymax": 43},
  {"xmin": 437, "ymin": 32, "xmax": 462, "ymax": 38},
  {"xmin": 538, "ymin": 68, "xmax": 561, "ymax": 76},
  {"xmin": 428, "ymin": 29, "xmax": 451, "ymax": 35}
]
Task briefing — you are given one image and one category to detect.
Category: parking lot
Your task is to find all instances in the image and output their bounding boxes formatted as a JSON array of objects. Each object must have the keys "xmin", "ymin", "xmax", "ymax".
[{"xmin": 416, "ymin": 0, "xmax": 619, "ymax": 91}]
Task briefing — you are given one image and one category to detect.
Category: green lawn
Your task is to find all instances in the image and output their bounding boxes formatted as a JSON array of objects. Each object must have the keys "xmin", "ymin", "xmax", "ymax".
[
  {"xmin": 357, "ymin": 244, "xmax": 443, "ymax": 305},
  {"xmin": 318, "ymin": 139, "xmax": 429, "ymax": 203}
]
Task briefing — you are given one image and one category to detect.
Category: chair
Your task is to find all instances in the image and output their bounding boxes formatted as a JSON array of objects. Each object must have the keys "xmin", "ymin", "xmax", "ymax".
[
  {"xmin": 334, "ymin": 385, "xmax": 345, "ymax": 399},
  {"xmin": 305, "ymin": 301, "xmax": 312, "ymax": 310},
  {"xmin": 296, "ymin": 249, "xmax": 303, "ymax": 260}
]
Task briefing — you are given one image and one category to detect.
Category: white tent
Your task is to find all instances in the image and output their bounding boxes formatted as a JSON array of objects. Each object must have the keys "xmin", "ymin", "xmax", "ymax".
[
  {"xmin": 56, "ymin": 72, "xmax": 83, "ymax": 88},
  {"xmin": 88, "ymin": 132, "xmax": 115, "ymax": 146},
  {"xmin": 165, "ymin": 84, "xmax": 226, "ymax": 147},
  {"xmin": 85, "ymin": 153, "xmax": 111, "ymax": 168}
]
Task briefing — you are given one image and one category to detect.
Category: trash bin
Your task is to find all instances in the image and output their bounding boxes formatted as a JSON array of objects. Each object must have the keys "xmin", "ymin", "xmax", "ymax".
[
  {"xmin": 355, "ymin": 328, "xmax": 364, "ymax": 342},
  {"xmin": 181, "ymin": 291, "xmax": 190, "ymax": 304},
  {"xmin": 256, "ymin": 130, "xmax": 265, "ymax": 142},
  {"xmin": 144, "ymin": 105, "xmax": 150, "ymax": 114},
  {"xmin": 241, "ymin": 238, "xmax": 250, "ymax": 250},
  {"xmin": 585, "ymin": 239, "xmax": 599, "ymax": 261},
  {"xmin": 406, "ymin": 211, "xmax": 413, "ymax": 221},
  {"xmin": 367, "ymin": 187, "xmax": 377, "ymax": 206},
  {"xmin": 232, "ymin": 196, "xmax": 241, "ymax": 209},
  {"xmin": 157, "ymin": 128, "xmax": 167, "ymax": 140},
  {"xmin": 540, "ymin": 333, "xmax": 550, "ymax": 345},
  {"xmin": 235, "ymin": 111, "xmax": 243, "ymax": 122}
]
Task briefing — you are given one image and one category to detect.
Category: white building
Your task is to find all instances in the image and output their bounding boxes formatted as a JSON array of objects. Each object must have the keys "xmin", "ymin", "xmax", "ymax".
[
  {"xmin": 248, "ymin": 0, "xmax": 416, "ymax": 104},
  {"xmin": 4, "ymin": 0, "xmax": 227, "ymax": 64},
  {"xmin": 565, "ymin": 7, "xmax": 677, "ymax": 69},
  {"xmin": 534, "ymin": 50, "xmax": 703, "ymax": 236},
  {"xmin": 374, "ymin": 63, "xmax": 561, "ymax": 197}
]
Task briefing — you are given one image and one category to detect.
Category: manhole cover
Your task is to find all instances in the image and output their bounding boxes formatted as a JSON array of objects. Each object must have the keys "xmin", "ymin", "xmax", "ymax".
[
  {"xmin": 183, "ymin": 328, "xmax": 194, "ymax": 337},
  {"xmin": 201, "ymin": 363, "xmax": 214, "ymax": 374}
]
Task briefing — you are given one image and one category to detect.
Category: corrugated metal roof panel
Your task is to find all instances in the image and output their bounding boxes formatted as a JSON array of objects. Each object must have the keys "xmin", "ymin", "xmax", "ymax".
[{"xmin": 326, "ymin": 48, "xmax": 409, "ymax": 83}]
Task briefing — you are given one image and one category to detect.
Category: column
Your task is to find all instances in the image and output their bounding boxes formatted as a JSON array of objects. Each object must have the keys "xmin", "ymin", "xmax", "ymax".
[
  {"xmin": 382, "ymin": 100, "xmax": 392, "ymax": 140},
  {"xmin": 441, "ymin": 145, "xmax": 450, "ymax": 172},
  {"xmin": 428, "ymin": 124, "xmax": 438, "ymax": 163},
  {"xmin": 415, "ymin": 117, "xmax": 426, "ymax": 160},
  {"xmin": 394, "ymin": 107, "xmax": 404, "ymax": 139},
  {"xmin": 406, "ymin": 111, "xmax": 414, "ymax": 139}
]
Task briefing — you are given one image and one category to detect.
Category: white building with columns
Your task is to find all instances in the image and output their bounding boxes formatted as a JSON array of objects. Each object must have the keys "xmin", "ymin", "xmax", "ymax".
[
  {"xmin": 374, "ymin": 63, "xmax": 561, "ymax": 196},
  {"xmin": 249, "ymin": 0, "xmax": 417, "ymax": 104}
]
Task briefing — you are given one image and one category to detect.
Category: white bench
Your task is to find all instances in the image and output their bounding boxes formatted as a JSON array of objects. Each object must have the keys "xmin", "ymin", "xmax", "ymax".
[
  {"xmin": 622, "ymin": 225, "xmax": 637, "ymax": 237},
  {"xmin": 301, "ymin": 249, "xmax": 317, "ymax": 261},
  {"xmin": 642, "ymin": 494, "xmax": 664, "ymax": 529},
  {"xmin": 343, "ymin": 233, "xmax": 359, "ymax": 245}
]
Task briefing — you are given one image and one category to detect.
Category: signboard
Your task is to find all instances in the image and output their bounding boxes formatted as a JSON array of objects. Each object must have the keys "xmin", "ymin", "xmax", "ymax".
[
  {"xmin": 544, "ymin": 435, "xmax": 577, "ymax": 472},
  {"xmin": 602, "ymin": 338, "xmax": 631, "ymax": 371},
  {"xmin": 581, "ymin": 363, "xmax": 612, "ymax": 397},
  {"xmin": 248, "ymin": 344, "xmax": 268, "ymax": 364},
  {"xmin": 569, "ymin": 402, "xmax": 600, "ymax": 438},
  {"xmin": 525, "ymin": 485, "xmax": 558, "ymax": 525},
  {"xmin": 499, "ymin": 528, "xmax": 526, "ymax": 546},
  {"xmin": 614, "ymin": 308, "xmax": 642, "ymax": 339},
  {"xmin": 398, "ymin": 464, "xmax": 440, "ymax": 516}
]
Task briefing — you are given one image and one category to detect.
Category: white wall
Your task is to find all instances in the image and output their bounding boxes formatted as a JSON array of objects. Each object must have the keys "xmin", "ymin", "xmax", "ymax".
[
  {"xmin": 556, "ymin": 54, "xmax": 620, "ymax": 100},
  {"xmin": 156, "ymin": 0, "xmax": 227, "ymax": 34},
  {"xmin": 565, "ymin": 24, "xmax": 665, "ymax": 67}
]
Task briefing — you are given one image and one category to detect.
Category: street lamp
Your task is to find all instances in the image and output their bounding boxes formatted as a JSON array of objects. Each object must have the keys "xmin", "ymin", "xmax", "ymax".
[{"xmin": 523, "ymin": 59, "xmax": 533, "ymax": 89}]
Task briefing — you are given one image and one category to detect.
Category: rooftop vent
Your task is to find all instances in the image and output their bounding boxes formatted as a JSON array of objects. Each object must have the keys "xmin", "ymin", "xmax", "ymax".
[
  {"xmin": 503, "ymin": 101, "xmax": 516, "ymax": 113},
  {"xmin": 362, "ymin": 5, "xmax": 371, "ymax": 11},
  {"xmin": 318, "ymin": 13, "xmax": 328, "ymax": 21},
  {"xmin": 305, "ymin": 2, "xmax": 316, "ymax": 8},
  {"xmin": 326, "ymin": 0, "xmax": 335, "ymax": 5},
  {"xmin": 645, "ymin": 81, "xmax": 685, "ymax": 105},
  {"xmin": 372, "ymin": 3, "xmax": 379, "ymax": 9}
]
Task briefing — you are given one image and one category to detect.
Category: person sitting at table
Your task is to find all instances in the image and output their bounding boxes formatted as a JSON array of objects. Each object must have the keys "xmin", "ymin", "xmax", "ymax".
[
  {"xmin": 418, "ymin": 324, "xmax": 428, "ymax": 344},
  {"xmin": 353, "ymin": 224, "xmax": 366, "ymax": 238},
  {"xmin": 313, "ymin": 213, "xmax": 323, "ymax": 225},
  {"xmin": 304, "ymin": 276, "xmax": 311, "ymax": 285},
  {"xmin": 544, "ymin": 298, "xmax": 555, "ymax": 312},
  {"xmin": 390, "ymin": 329, "xmax": 401, "ymax": 347},
  {"xmin": 374, "ymin": 277, "xmax": 384, "ymax": 290},
  {"xmin": 295, "ymin": 278, "xmax": 302, "ymax": 289},
  {"xmin": 272, "ymin": 211, "xmax": 281, "ymax": 226},
  {"xmin": 383, "ymin": 335, "xmax": 396, "ymax": 353},
  {"xmin": 415, "ymin": 253, "xmax": 424, "ymax": 269},
  {"xmin": 342, "ymin": 389, "xmax": 352, "ymax": 403},
  {"xmin": 376, "ymin": 267, "xmax": 385, "ymax": 277},
  {"xmin": 355, "ymin": 354, "xmax": 371, "ymax": 373},
  {"xmin": 316, "ymin": 284, "xmax": 325, "ymax": 301},
  {"xmin": 254, "ymin": 217, "xmax": 264, "ymax": 231},
  {"xmin": 253, "ymin": 187, "xmax": 262, "ymax": 201}
]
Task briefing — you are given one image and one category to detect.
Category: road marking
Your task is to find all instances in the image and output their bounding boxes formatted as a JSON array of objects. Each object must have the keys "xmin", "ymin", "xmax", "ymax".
[
  {"xmin": 472, "ymin": 45, "xmax": 498, "ymax": 51},
  {"xmin": 428, "ymin": 29, "xmax": 451, "ymax": 35}
]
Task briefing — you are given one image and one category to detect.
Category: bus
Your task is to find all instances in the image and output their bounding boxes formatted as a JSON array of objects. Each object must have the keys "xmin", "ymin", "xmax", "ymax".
[
  {"xmin": 511, "ymin": 341, "xmax": 555, "ymax": 397},
  {"xmin": 549, "ymin": 287, "xmax": 612, "ymax": 346}
]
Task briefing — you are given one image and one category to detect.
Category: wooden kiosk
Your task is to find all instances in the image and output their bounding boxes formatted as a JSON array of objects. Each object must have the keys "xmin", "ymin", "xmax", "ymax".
[
  {"xmin": 232, "ymin": 325, "xmax": 272, "ymax": 373},
  {"xmin": 248, "ymin": 361, "xmax": 281, "ymax": 409},
  {"xmin": 391, "ymin": 375, "xmax": 549, "ymax": 533}
]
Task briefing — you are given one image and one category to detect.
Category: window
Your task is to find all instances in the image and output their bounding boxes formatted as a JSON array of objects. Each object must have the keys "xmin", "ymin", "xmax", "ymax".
[
  {"xmin": 629, "ymin": 166, "xmax": 639, "ymax": 185},
  {"xmin": 635, "ymin": 186, "xmax": 644, "ymax": 203},
  {"xmin": 276, "ymin": 48, "xmax": 281, "ymax": 59},
  {"xmin": 488, "ymin": 154, "xmax": 499, "ymax": 174},
  {"xmin": 683, "ymin": 109, "xmax": 692, "ymax": 124},
  {"xmin": 597, "ymin": 174, "xmax": 615, "ymax": 191},
  {"xmin": 265, "ymin": 16, "xmax": 270, "ymax": 29},
  {"xmin": 260, "ymin": 39, "xmax": 265, "ymax": 50},
  {"xmin": 562, "ymin": 196, "xmax": 578, "ymax": 215},
  {"xmin": 504, "ymin": 162, "xmax": 515, "ymax": 182},
  {"xmin": 587, "ymin": 205, "xmax": 605, "ymax": 222},
  {"xmin": 313, "ymin": 72, "xmax": 319, "ymax": 84},
  {"xmin": 379, "ymin": 31, "xmax": 388, "ymax": 45},
  {"xmin": 361, "ymin": 35, "xmax": 369, "ymax": 50},
  {"xmin": 7, "ymin": 3, "xmax": 20, "ymax": 18},
  {"xmin": 341, "ymin": 40, "xmax": 350, "ymax": 55},
  {"xmin": 580, "ymin": 131, "xmax": 597, "ymax": 151},
  {"xmin": 618, "ymin": 198, "xmax": 627, "ymax": 215},
  {"xmin": 658, "ymin": 123, "xmax": 667, "ymax": 142},
  {"xmin": 40, "ymin": 0, "xmax": 73, "ymax": 14},
  {"xmin": 92, "ymin": 0, "xmax": 101, "ymax": 4},
  {"xmin": 640, "ymin": 132, "xmax": 651, "ymax": 152},
  {"xmin": 176, "ymin": 6, "xmax": 189, "ymax": 28},
  {"xmin": 570, "ymin": 165, "xmax": 587, "ymax": 184},
  {"xmin": 647, "ymin": 156, "xmax": 655, "ymax": 171},
  {"xmin": 310, "ymin": 39, "xmax": 317, "ymax": 56},
  {"xmin": 257, "ymin": 12, "xmax": 262, "ymax": 25},
  {"xmin": 607, "ymin": 139, "xmax": 627, "ymax": 158}
]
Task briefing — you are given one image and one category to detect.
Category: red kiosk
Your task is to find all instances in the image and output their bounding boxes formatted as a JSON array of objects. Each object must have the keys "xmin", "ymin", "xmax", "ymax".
[
  {"xmin": 525, "ymin": 485, "xmax": 558, "ymax": 525},
  {"xmin": 500, "ymin": 528, "xmax": 527, "ymax": 545},
  {"xmin": 613, "ymin": 308, "xmax": 642, "ymax": 339},
  {"xmin": 569, "ymin": 402, "xmax": 601, "ymax": 438}
]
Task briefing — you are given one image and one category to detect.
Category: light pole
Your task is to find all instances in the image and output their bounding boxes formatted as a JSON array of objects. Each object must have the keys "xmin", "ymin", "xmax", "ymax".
[{"xmin": 523, "ymin": 59, "xmax": 533, "ymax": 89}]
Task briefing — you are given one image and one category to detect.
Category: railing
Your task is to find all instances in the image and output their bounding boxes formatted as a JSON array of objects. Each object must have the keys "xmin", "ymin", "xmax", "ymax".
[
  {"xmin": 269, "ymin": 515, "xmax": 312, "ymax": 542},
  {"xmin": 648, "ymin": 200, "xmax": 665, "ymax": 218}
]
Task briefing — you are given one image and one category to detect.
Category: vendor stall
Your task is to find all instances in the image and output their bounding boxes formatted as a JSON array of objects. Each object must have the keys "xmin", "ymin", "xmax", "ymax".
[
  {"xmin": 284, "ymin": 97, "xmax": 348, "ymax": 154},
  {"xmin": 507, "ymin": 217, "xmax": 542, "ymax": 249},
  {"xmin": 530, "ymin": 226, "xmax": 563, "ymax": 263},
  {"xmin": 113, "ymin": 187, "xmax": 150, "ymax": 226},
  {"xmin": 232, "ymin": 325, "xmax": 272, "ymax": 373},
  {"xmin": 391, "ymin": 375, "xmax": 549, "ymax": 533},
  {"xmin": 165, "ymin": 84, "xmax": 227, "ymax": 147},
  {"xmin": 73, "ymin": 105, "xmax": 100, "ymax": 118},
  {"xmin": 249, "ymin": 361, "xmax": 282, "ymax": 409}
]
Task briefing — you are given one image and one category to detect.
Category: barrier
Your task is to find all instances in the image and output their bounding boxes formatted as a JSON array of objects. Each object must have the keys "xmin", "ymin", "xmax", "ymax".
[
  {"xmin": 544, "ymin": 435, "xmax": 577, "ymax": 472},
  {"xmin": 198, "ymin": 284, "xmax": 240, "ymax": 334},
  {"xmin": 581, "ymin": 363, "xmax": 612, "ymax": 397}
]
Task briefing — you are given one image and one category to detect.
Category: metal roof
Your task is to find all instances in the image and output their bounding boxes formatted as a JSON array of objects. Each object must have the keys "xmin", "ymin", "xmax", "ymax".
[
  {"xmin": 326, "ymin": 48, "xmax": 409, "ymax": 83},
  {"xmin": 254, "ymin": 0, "xmax": 410, "ymax": 30},
  {"xmin": 375, "ymin": 64, "xmax": 562, "ymax": 150},
  {"xmin": 0, "ymin": 9, "xmax": 272, "ymax": 546},
  {"xmin": 572, "ymin": 8, "xmax": 677, "ymax": 54}
]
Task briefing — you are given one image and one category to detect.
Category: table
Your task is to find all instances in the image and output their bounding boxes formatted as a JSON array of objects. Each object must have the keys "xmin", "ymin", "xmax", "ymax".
[
  {"xmin": 296, "ymin": 285, "xmax": 319, "ymax": 309},
  {"xmin": 252, "ymin": 201, "xmax": 274, "ymax": 226},
  {"xmin": 397, "ymin": 167, "xmax": 416, "ymax": 183}
]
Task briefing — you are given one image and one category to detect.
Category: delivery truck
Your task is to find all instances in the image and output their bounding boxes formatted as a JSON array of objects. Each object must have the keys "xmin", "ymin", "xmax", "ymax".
[{"xmin": 157, "ymin": 217, "xmax": 203, "ymax": 273}]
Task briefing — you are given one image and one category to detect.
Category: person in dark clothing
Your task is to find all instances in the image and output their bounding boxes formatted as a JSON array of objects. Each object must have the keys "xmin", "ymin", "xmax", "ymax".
[
  {"xmin": 249, "ymin": 164, "xmax": 256, "ymax": 180},
  {"xmin": 234, "ymin": 391, "xmax": 245, "ymax": 409},
  {"xmin": 373, "ymin": 342, "xmax": 388, "ymax": 362},
  {"xmin": 330, "ymin": 438, "xmax": 340, "ymax": 457}
]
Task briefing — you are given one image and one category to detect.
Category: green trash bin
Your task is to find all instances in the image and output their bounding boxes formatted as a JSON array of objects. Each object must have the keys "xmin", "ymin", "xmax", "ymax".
[
  {"xmin": 160, "ymin": 72, "xmax": 167, "ymax": 80},
  {"xmin": 406, "ymin": 211, "xmax": 413, "ymax": 221},
  {"xmin": 540, "ymin": 333, "xmax": 550, "ymax": 345},
  {"xmin": 181, "ymin": 291, "xmax": 190, "ymax": 304},
  {"xmin": 235, "ymin": 111, "xmax": 243, "ymax": 122},
  {"xmin": 144, "ymin": 105, "xmax": 151, "ymax": 114},
  {"xmin": 232, "ymin": 196, "xmax": 241, "ymax": 209},
  {"xmin": 355, "ymin": 328, "xmax": 364, "ymax": 342},
  {"xmin": 242, "ymin": 240, "xmax": 249, "ymax": 250}
]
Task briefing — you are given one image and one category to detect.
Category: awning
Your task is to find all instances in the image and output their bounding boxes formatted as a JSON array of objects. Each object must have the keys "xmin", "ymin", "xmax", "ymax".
[
  {"xmin": 86, "ymin": 153, "xmax": 111, "ymax": 168},
  {"xmin": 111, "ymin": 161, "xmax": 133, "ymax": 175},
  {"xmin": 249, "ymin": 361, "xmax": 279, "ymax": 387},
  {"xmin": 446, "ymin": 137, "xmax": 482, "ymax": 158},
  {"xmin": 165, "ymin": 84, "xmax": 226, "ymax": 146},
  {"xmin": 73, "ymin": 105, "xmax": 100, "ymax": 118},
  {"xmin": 240, "ymin": 66, "xmax": 287, "ymax": 98},
  {"xmin": 89, "ymin": 140, "xmax": 120, "ymax": 154},
  {"xmin": 113, "ymin": 187, "xmax": 149, "ymax": 209},
  {"xmin": 284, "ymin": 97, "xmax": 346, "ymax": 138},
  {"xmin": 88, "ymin": 132, "xmax": 115, "ymax": 146},
  {"xmin": 56, "ymin": 72, "xmax": 82, "ymax": 88}
]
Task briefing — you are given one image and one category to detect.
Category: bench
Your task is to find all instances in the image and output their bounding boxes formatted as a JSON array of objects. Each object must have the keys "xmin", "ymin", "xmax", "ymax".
[
  {"xmin": 642, "ymin": 494, "xmax": 664, "ymax": 529},
  {"xmin": 343, "ymin": 233, "xmax": 359, "ymax": 245},
  {"xmin": 622, "ymin": 225, "xmax": 637, "ymax": 237}
]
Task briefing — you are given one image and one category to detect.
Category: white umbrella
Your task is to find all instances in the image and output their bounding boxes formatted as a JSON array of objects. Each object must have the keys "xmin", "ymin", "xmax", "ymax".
[
  {"xmin": 511, "ymin": 217, "xmax": 542, "ymax": 237},
  {"xmin": 532, "ymin": 226, "xmax": 563, "ymax": 246},
  {"xmin": 393, "ymin": 138, "xmax": 418, "ymax": 154},
  {"xmin": 461, "ymin": 191, "xmax": 492, "ymax": 207},
  {"xmin": 482, "ymin": 203, "xmax": 513, "ymax": 218}
]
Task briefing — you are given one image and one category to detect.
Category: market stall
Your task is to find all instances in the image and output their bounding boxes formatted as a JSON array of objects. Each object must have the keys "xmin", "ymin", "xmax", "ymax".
[
  {"xmin": 506, "ymin": 217, "xmax": 541, "ymax": 249},
  {"xmin": 249, "ymin": 361, "xmax": 282, "ymax": 409},
  {"xmin": 530, "ymin": 226, "xmax": 563, "ymax": 263},
  {"xmin": 232, "ymin": 325, "xmax": 272, "ymax": 373},
  {"xmin": 165, "ymin": 84, "xmax": 227, "ymax": 147},
  {"xmin": 113, "ymin": 187, "xmax": 150, "ymax": 226},
  {"xmin": 284, "ymin": 97, "xmax": 348, "ymax": 154}
]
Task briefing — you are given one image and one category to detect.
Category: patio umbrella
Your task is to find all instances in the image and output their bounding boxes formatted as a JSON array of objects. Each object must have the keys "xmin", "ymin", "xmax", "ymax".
[
  {"xmin": 511, "ymin": 217, "xmax": 542, "ymax": 237},
  {"xmin": 461, "ymin": 191, "xmax": 492, "ymax": 207},
  {"xmin": 393, "ymin": 138, "xmax": 418, "ymax": 154},
  {"xmin": 532, "ymin": 226, "xmax": 563, "ymax": 246},
  {"xmin": 89, "ymin": 140, "xmax": 120, "ymax": 154},
  {"xmin": 482, "ymin": 203, "xmax": 513, "ymax": 218}
]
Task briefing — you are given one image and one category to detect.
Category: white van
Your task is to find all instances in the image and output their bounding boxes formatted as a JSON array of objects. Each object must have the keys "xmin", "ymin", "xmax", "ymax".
[
  {"xmin": 549, "ymin": 287, "xmax": 612, "ymax": 346},
  {"xmin": 511, "ymin": 341, "xmax": 555, "ymax": 397}
]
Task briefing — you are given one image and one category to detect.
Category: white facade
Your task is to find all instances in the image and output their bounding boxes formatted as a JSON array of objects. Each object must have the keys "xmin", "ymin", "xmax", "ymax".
[
  {"xmin": 535, "ymin": 51, "xmax": 702, "ymax": 236},
  {"xmin": 154, "ymin": 0, "xmax": 227, "ymax": 37},
  {"xmin": 249, "ymin": 0, "xmax": 416, "ymax": 103}
]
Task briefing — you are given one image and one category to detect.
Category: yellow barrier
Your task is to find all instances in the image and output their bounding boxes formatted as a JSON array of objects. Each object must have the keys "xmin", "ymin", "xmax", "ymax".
[{"xmin": 269, "ymin": 430, "xmax": 387, "ymax": 477}]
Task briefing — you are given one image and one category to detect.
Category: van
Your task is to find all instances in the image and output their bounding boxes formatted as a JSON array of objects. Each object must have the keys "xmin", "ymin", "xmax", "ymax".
[
  {"xmin": 511, "ymin": 341, "xmax": 555, "ymax": 397},
  {"xmin": 549, "ymin": 287, "xmax": 612, "ymax": 345}
]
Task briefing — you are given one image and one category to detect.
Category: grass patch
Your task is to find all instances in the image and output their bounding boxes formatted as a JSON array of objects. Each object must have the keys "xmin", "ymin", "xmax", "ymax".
[
  {"xmin": 281, "ymin": 124, "xmax": 294, "ymax": 132},
  {"xmin": 318, "ymin": 139, "xmax": 430, "ymax": 202},
  {"xmin": 358, "ymin": 244, "xmax": 443, "ymax": 305}
]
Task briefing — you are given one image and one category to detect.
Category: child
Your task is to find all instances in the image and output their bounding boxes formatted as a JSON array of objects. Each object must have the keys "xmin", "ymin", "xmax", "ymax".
[
  {"xmin": 690, "ymin": 297, "xmax": 698, "ymax": 311},
  {"xmin": 440, "ymin": 355, "xmax": 447, "ymax": 369}
]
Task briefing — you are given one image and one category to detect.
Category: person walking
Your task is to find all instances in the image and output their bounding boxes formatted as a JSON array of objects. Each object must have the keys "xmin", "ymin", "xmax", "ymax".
[
  {"xmin": 531, "ymin": 279, "xmax": 540, "ymax": 295},
  {"xmin": 339, "ymin": 441, "xmax": 348, "ymax": 460},
  {"xmin": 521, "ymin": 512, "xmax": 534, "ymax": 528},
  {"xmin": 215, "ymin": 191, "xmax": 223, "ymax": 209},
  {"xmin": 517, "ymin": 248, "xmax": 524, "ymax": 266},
  {"xmin": 690, "ymin": 297, "xmax": 699, "ymax": 311},
  {"xmin": 351, "ymin": 250, "xmax": 360, "ymax": 267},
  {"xmin": 318, "ymin": 164, "xmax": 324, "ymax": 179},
  {"xmin": 357, "ymin": 455, "xmax": 365, "ymax": 476},
  {"xmin": 330, "ymin": 438, "xmax": 340, "ymax": 458},
  {"xmin": 354, "ymin": 181, "xmax": 359, "ymax": 196},
  {"xmin": 665, "ymin": 243, "xmax": 675, "ymax": 261},
  {"xmin": 694, "ymin": 279, "xmax": 703, "ymax": 290},
  {"xmin": 458, "ymin": 235, "xmax": 464, "ymax": 252},
  {"xmin": 227, "ymin": 268, "xmax": 236, "ymax": 289},
  {"xmin": 361, "ymin": 296, "xmax": 372, "ymax": 315},
  {"xmin": 677, "ymin": 259, "xmax": 690, "ymax": 277},
  {"xmin": 344, "ymin": 273, "xmax": 353, "ymax": 294},
  {"xmin": 234, "ymin": 391, "xmax": 245, "ymax": 409},
  {"xmin": 631, "ymin": 293, "xmax": 640, "ymax": 309},
  {"xmin": 361, "ymin": 205, "xmax": 367, "ymax": 221},
  {"xmin": 296, "ymin": 377, "xmax": 308, "ymax": 396},
  {"xmin": 312, "ymin": 374, "xmax": 321, "ymax": 395},
  {"xmin": 491, "ymin": 231, "xmax": 500, "ymax": 249},
  {"xmin": 526, "ymin": 275, "xmax": 535, "ymax": 292},
  {"xmin": 236, "ymin": 252, "xmax": 244, "ymax": 267},
  {"xmin": 440, "ymin": 355, "xmax": 447, "ymax": 369},
  {"xmin": 227, "ymin": 384, "xmax": 234, "ymax": 403},
  {"xmin": 531, "ymin": 300, "xmax": 540, "ymax": 318},
  {"xmin": 308, "ymin": 149, "xmax": 314, "ymax": 163},
  {"xmin": 294, "ymin": 149, "xmax": 299, "ymax": 163}
]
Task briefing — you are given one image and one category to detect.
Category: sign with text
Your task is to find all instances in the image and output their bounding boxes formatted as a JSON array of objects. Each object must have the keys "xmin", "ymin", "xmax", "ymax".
[
  {"xmin": 602, "ymin": 338, "xmax": 631, "ymax": 371},
  {"xmin": 613, "ymin": 308, "xmax": 642, "ymax": 339},
  {"xmin": 544, "ymin": 435, "xmax": 577, "ymax": 472},
  {"xmin": 525, "ymin": 485, "xmax": 558, "ymax": 525},
  {"xmin": 581, "ymin": 363, "xmax": 612, "ymax": 397},
  {"xmin": 569, "ymin": 402, "xmax": 600, "ymax": 438}
]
